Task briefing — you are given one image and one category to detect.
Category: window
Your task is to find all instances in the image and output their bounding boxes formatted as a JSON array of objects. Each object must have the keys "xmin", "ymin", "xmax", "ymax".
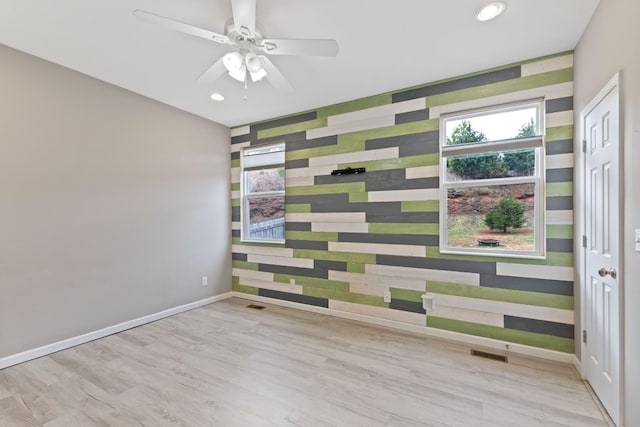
[
  {"xmin": 241, "ymin": 142, "xmax": 285, "ymax": 242},
  {"xmin": 440, "ymin": 100, "xmax": 545, "ymax": 257}
]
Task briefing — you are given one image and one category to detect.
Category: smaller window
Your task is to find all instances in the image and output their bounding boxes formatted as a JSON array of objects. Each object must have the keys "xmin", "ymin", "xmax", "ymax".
[
  {"xmin": 241, "ymin": 142, "xmax": 285, "ymax": 242},
  {"xmin": 440, "ymin": 100, "xmax": 545, "ymax": 258}
]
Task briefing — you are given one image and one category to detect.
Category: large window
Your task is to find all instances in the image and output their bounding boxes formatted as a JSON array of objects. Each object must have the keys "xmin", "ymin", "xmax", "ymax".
[
  {"xmin": 440, "ymin": 100, "xmax": 545, "ymax": 257},
  {"xmin": 241, "ymin": 142, "xmax": 285, "ymax": 242}
]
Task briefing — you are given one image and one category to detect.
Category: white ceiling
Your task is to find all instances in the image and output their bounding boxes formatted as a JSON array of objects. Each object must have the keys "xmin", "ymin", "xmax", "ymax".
[{"xmin": 0, "ymin": 0, "xmax": 599, "ymax": 127}]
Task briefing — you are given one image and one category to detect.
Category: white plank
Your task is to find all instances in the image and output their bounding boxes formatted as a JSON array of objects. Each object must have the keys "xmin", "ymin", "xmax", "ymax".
[
  {"xmin": 428, "ymin": 305, "xmax": 504, "ymax": 328},
  {"xmin": 406, "ymin": 165, "xmax": 440, "ymax": 179},
  {"xmin": 496, "ymin": 263, "xmax": 574, "ymax": 282},
  {"xmin": 230, "ymin": 125, "xmax": 250, "ymax": 137},
  {"xmin": 368, "ymin": 188, "xmax": 439, "ymax": 202},
  {"xmin": 232, "ymin": 245, "xmax": 293, "ymax": 257},
  {"xmin": 286, "ymin": 176, "xmax": 314, "ymax": 187},
  {"xmin": 546, "ymin": 110, "xmax": 574, "ymax": 129},
  {"xmin": 231, "ymin": 221, "xmax": 241, "ymax": 230},
  {"xmin": 328, "ymin": 300, "xmax": 426, "ymax": 326},
  {"xmin": 231, "ymin": 167, "xmax": 240, "ymax": 183},
  {"xmin": 546, "ymin": 153, "xmax": 574, "ymax": 170},
  {"xmin": 546, "ymin": 210, "xmax": 573, "ymax": 225},
  {"xmin": 231, "ymin": 141, "xmax": 250, "ymax": 153}
]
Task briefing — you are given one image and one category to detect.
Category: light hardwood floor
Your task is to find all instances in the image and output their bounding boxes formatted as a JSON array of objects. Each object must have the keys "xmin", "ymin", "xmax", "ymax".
[{"xmin": 0, "ymin": 298, "xmax": 608, "ymax": 426}]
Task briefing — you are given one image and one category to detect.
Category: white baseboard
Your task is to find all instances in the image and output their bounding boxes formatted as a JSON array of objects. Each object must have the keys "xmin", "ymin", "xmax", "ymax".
[
  {"xmin": 573, "ymin": 354, "xmax": 585, "ymax": 377},
  {"xmin": 232, "ymin": 292, "xmax": 575, "ymax": 364},
  {"xmin": 0, "ymin": 292, "xmax": 233, "ymax": 370}
]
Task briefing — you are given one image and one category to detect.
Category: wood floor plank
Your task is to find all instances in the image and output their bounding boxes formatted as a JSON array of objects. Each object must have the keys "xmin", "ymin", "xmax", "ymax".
[{"xmin": 0, "ymin": 298, "xmax": 608, "ymax": 426}]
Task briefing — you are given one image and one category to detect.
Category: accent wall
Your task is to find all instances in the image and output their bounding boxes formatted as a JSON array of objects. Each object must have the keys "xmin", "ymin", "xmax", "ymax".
[{"xmin": 231, "ymin": 52, "xmax": 574, "ymax": 354}]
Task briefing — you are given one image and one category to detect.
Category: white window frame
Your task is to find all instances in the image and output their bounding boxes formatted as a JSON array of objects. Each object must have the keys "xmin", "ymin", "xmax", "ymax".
[
  {"xmin": 240, "ymin": 142, "xmax": 286, "ymax": 243},
  {"xmin": 439, "ymin": 99, "xmax": 546, "ymax": 259}
]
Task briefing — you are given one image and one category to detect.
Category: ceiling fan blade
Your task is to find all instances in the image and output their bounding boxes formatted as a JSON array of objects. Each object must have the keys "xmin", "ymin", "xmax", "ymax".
[
  {"xmin": 133, "ymin": 9, "xmax": 229, "ymax": 44},
  {"xmin": 259, "ymin": 38, "xmax": 339, "ymax": 56},
  {"xmin": 231, "ymin": 0, "xmax": 256, "ymax": 36},
  {"xmin": 197, "ymin": 56, "xmax": 228, "ymax": 83},
  {"xmin": 261, "ymin": 57, "xmax": 293, "ymax": 92}
]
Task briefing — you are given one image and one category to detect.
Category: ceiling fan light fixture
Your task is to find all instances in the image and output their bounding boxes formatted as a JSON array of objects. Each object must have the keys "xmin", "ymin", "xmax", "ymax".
[
  {"xmin": 228, "ymin": 63, "xmax": 247, "ymax": 82},
  {"xmin": 249, "ymin": 68, "xmax": 267, "ymax": 82},
  {"xmin": 245, "ymin": 53, "xmax": 264, "ymax": 73},
  {"xmin": 223, "ymin": 51, "xmax": 244, "ymax": 72},
  {"xmin": 476, "ymin": 1, "xmax": 507, "ymax": 21}
]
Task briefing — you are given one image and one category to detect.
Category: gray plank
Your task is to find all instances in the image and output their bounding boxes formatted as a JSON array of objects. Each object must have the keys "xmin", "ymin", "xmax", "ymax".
[
  {"xmin": 392, "ymin": 66, "xmax": 521, "ymax": 102},
  {"xmin": 504, "ymin": 316, "xmax": 574, "ymax": 339},
  {"xmin": 480, "ymin": 274, "xmax": 573, "ymax": 296}
]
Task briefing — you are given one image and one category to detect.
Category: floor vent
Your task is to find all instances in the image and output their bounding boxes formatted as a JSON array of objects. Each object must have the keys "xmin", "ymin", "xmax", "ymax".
[
  {"xmin": 471, "ymin": 349, "xmax": 508, "ymax": 363},
  {"xmin": 246, "ymin": 304, "xmax": 266, "ymax": 310}
]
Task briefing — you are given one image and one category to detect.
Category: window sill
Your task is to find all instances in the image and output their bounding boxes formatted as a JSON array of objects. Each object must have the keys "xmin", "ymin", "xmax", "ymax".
[
  {"xmin": 439, "ymin": 248, "xmax": 546, "ymax": 260},
  {"xmin": 240, "ymin": 239, "xmax": 286, "ymax": 246}
]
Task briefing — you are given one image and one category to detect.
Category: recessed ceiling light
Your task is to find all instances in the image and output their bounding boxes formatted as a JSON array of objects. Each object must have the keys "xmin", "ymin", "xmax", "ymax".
[
  {"xmin": 476, "ymin": 1, "xmax": 507, "ymax": 21},
  {"xmin": 210, "ymin": 93, "xmax": 225, "ymax": 101}
]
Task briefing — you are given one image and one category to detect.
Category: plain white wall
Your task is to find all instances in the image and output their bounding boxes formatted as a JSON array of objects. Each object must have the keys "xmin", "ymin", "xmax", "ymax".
[
  {"xmin": 0, "ymin": 43, "xmax": 231, "ymax": 359},
  {"xmin": 574, "ymin": 0, "xmax": 640, "ymax": 425}
]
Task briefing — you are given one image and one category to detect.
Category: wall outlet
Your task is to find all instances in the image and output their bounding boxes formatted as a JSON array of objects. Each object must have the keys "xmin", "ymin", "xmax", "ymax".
[
  {"xmin": 422, "ymin": 293, "xmax": 435, "ymax": 311},
  {"xmin": 290, "ymin": 278, "xmax": 296, "ymax": 289},
  {"xmin": 635, "ymin": 228, "xmax": 640, "ymax": 252},
  {"xmin": 201, "ymin": 276, "xmax": 208, "ymax": 287},
  {"xmin": 383, "ymin": 290, "xmax": 391, "ymax": 303}
]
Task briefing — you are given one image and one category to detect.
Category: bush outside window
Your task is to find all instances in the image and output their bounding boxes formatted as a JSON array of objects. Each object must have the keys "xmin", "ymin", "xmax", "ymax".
[
  {"xmin": 241, "ymin": 142, "xmax": 285, "ymax": 242},
  {"xmin": 440, "ymin": 100, "xmax": 545, "ymax": 258}
]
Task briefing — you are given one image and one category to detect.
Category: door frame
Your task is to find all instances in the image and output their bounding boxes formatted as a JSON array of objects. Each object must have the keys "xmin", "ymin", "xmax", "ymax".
[{"xmin": 578, "ymin": 72, "xmax": 624, "ymax": 425}]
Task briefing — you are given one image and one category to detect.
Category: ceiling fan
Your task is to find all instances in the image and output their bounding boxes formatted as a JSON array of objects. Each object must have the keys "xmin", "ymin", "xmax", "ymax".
[{"xmin": 133, "ymin": 0, "xmax": 339, "ymax": 91}]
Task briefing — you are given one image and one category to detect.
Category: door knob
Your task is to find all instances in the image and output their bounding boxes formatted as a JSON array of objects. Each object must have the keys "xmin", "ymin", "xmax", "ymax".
[{"xmin": 598, "ymin": 267, "xmax": 617, "ymax": 279}]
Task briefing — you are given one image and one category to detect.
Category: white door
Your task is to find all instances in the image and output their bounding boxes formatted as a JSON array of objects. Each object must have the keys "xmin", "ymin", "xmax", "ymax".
[{"xmin": 583, "ymin": 79, "xmax": 620, "ymax": 425}]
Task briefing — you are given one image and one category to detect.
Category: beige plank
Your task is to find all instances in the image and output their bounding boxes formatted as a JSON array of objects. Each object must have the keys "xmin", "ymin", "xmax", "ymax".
[
  {"xmin": 521, "ymin": 54, "xmax": 574, "ymax": 77},
  {"xmin": 232, "ymin": 268, "xmax": 274, "ymax": 282},
  {"xmin": 368, "ymin": 188, "xmax": 439, "ymax": 202},
  {"xmin": 308, "ymin": 147, "xmax": 398, "ymax": 167},
  {"xmin": 232, "ymin": 244, "xmax": 293, "ymax": 257},
  {"xmin": 366, "ymin": 264, "xmax": 480, "ymax": 286},
  {"xmin": 432, "ymin": 293, "xmax": 574, "ymax": 324},
  {"xmin": 286, "ymin": 212, "xmax": 366, "ymax": 223},
  {"xmin": 247, "ymin": 254, "xmax": 314, "ymax": 269},
  {"xmin": 546, "ymin": 110, "xmax": 574, "ymax": 128},
  {"xmin": 328, "ymin": 98, "xmax": 425, "ymax": 126},
  {"xmin": 328, "ymin": 241, "xmax": 425, "ymax": 257},
  {"xmin": 239, "ymin": 278, "xmax": 303, "ymax": 294},
  {"xmin": 311, "ymin": 222, "xmax": 369, "ymax": 233},
  {"xmin": 428, "ymin": 305, "xmax": 505, "ymax": 328}
]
